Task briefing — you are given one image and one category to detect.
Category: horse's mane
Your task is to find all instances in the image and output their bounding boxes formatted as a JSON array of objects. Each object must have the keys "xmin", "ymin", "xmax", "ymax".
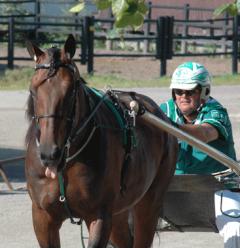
[{"xmin": 25, "ymin": 94, "xmax": 35, "ymax": 146}]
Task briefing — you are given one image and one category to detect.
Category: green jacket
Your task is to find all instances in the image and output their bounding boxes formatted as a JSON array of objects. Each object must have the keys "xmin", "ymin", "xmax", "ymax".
[{"xmin": 160, "ymin": 97, "xmax": 236, "ymax": 175}]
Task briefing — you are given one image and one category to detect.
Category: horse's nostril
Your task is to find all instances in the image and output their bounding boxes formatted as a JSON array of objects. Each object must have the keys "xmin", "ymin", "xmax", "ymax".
[
  {"xmin": 40, "ymin": 145, "xmax": 61, "ymax": 162},
  {"xmin": 51, "ymin": 146, "xmax": 61, "ymax": 160},
  {"xmin": 40, "ymin": 152, "xmax": 46, "ymax": 161}
]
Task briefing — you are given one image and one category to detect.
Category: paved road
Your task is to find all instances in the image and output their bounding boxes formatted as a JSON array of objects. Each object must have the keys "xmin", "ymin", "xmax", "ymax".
[{"xmin": 1, "ymin": 86, "xmax": 239, "ymax": 248}]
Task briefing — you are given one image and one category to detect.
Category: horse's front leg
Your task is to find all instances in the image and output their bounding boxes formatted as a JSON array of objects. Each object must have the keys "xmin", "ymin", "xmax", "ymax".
[
  {"xmin": 87, "ymin": 211, "xmax": 112, "ymax": 248},
  {"xmin": 32, "ymin": 202, "xmax": 62, "ymax": 248}
]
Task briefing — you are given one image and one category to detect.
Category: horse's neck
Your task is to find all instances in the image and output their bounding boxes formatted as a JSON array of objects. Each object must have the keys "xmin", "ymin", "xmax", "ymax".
[{"xmin": 75, "ymin": 85, "xmax": 90, "ymax": 124}]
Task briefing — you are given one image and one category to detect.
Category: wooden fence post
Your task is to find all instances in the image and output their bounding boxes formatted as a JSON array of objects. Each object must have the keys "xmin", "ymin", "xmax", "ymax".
[
  {"xmin": 221, "ymin": 12, "xmax": 229, "ymax": 55},
  {"xmin": 81, "ymin": 18, "xmax": 87, "ymax": 65},
  {"xmin": 156, "ymin": 17, "xmax": 165, "ymax": 76},
  {"xmin": 181, "ymin": 3, "xmax": 189, "ymax": 53},
  {"xmin": 156, "ymin": 16, "xmax": 173, "ymax": 77},
  {"xmin": 35, "ymin": 0, "xmax": 41, "ymax": 40},
  {"xmin": 232, "ymin": 15, "xmax": 239, "ymax": 74},
  {"xmin": 167, "ymin": 16, "xmax": 174, "ymax": 61},
  {"xmin": 143, "ymin": 1, "xmax": 152, "ymax": 54},
  {"xmin": 106, "ymin": 9, "xmax": 113, "ymax": 50},
  {"xmin": 84, "ymin": 16, "xmax": 94, "ymax": 75},
  {"xmin": 8, "ymin": 17, "xmax": 14, "ymax": 69}
]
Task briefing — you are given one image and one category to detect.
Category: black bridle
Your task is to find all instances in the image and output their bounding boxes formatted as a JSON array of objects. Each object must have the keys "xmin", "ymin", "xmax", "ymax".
[
  {"xmin": 35, "ymin": 60, "xmax": 75, "ymax": 77},
  {"xmin": 31, "ymin": 60, "xmax": 108, "ymax": 163},
  {"xmin": 32, "ymin": 61, "xmax": 78, "ymax": 145}
]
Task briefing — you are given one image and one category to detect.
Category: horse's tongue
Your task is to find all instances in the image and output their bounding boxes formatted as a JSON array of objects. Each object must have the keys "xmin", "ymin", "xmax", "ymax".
[{"xmin": 45, "ymin": 167, "xmax": 57, "ymax": 179}]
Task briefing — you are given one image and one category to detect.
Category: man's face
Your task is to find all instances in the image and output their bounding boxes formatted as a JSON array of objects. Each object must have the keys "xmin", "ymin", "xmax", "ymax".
[{"xmin": 173, "ymin": 88, "xmax": 202, "ymax": 116}]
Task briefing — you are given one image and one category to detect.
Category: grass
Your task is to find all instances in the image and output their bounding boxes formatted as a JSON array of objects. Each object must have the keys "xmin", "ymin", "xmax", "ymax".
[
  {"xmin": 84, "ymin": 74, "xmax": 170, "ymax": 88},
  {"xmin": 0, "ymin": 67, "xmax": 32, "ymax": 90},
  {"xmin": 0, "ymin": 67, "xmax": 240, "ymax": 90}
]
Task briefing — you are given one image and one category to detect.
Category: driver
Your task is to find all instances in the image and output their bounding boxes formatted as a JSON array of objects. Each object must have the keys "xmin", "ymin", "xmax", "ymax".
[{"xmin": 160, "ymin": 61, "xmax": 239, "ymax": 248}]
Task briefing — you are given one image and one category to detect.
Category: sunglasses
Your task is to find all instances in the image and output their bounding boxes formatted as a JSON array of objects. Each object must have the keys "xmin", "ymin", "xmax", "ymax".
[{"xmin": 174, "ymin": 88, "xmax": 199, "ymax": 97}]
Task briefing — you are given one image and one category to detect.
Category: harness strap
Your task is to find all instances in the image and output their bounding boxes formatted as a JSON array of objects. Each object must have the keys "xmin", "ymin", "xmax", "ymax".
[
  {"xmin": 88, "ymin": 88, "xmax": 139, "ymax": 195},
  {"xmin": 66, "ymin": 126, "xmax": 97, "ymax": 163},
  {"xmin": 89, "ymin": 88, "xmax": 128, "ymax": 146},
  {"xmin": 58, "ymin": 172, "xmax": 86, "ymax": 247},
  {"xmin": 58, "ymin": 171, "xmax": 82, "ymax": 225},
  {"xmin": 68, "ymin": 86, "xmax": 109, "ymax": 144}
]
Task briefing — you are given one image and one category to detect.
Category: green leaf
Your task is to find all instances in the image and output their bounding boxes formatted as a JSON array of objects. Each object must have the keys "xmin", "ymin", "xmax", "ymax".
[
  {"xmin": 237, "ymin": 0, "xmax": 240, "ymax": 11},
  {"xmin": 137, "ymin": 1, "xmax": 148, "ymax": 15},
  {"xmin": 69, "ymin": 0, "xmax": 146, "ymax": 29},
  {"xmin": 227, "ymin": 3, "xmax": 238, "ymax": 16},
  {"xmin": 115, "ymin": 12, "xmax": 132, "ymax": 28},
  {"xmin": 112, "ymin": 0, "xmax": 128, "ymax": 15},
  {"xmin": 131, "ymin": 12, "xmax": 144, "ymax": 26},
  {"xmin": 213, "ymin": 3, "xmax": 230, "ymax": 17},
  {"xmin": 95, "ymin": 0, "xmax": 112, "ymax": 10},
  {"xmin": 115, "ymin": 11, "xmax": 143, "ymax": 28},
  {"xmin": 115, "ymin": 16, "xmax": 128, "ymax": 28},
  {"xmin": 69, "ymin": 2, "xmax": 85, "ymax": 13},
  {"xmin": 127, "ymin": 1, "xmax": 138, "ymax": 13},
  {"xmin": 214, "ymin": 3, "xmax": 238, "ymax": 17}
]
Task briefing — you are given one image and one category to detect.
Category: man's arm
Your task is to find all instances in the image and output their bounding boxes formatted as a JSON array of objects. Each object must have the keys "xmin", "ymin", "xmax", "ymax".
[{"xmin": 179, "ymin": 123, "xmax": 219, "ymax": 143}]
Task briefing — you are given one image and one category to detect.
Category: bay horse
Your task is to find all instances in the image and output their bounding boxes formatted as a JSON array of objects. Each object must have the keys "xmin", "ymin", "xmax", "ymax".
[{"xmin": 25, "ymin": 34, "xmax": 178, "ymax": 248}]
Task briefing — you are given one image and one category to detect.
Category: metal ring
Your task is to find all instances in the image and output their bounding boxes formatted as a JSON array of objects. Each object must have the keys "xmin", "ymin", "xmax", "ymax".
[{"xmin": 59, "ymin": 196, "xmax": 66, "ymax": 202}]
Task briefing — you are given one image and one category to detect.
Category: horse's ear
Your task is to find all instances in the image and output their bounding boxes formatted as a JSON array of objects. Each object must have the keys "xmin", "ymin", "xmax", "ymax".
[
  {"xmin": 26, "ymin": 40, "xmax": 44, "ymax": 62},
  {"xmin": 64, "ymin": 34, "xmax": 76, "ymax": 59}
]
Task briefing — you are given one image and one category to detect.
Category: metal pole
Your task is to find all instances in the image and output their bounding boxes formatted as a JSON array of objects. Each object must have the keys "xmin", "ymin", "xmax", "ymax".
[
  {"xmin": 166, "ymin": 16, "xmax": 174, "ymax": 60},
  {"xmin": 81, "ymin": 17, "xmax": 87, "ymax": 65},
  {"xmin": 0, "ymin": 156, "xmax": 25, "ymax": 191},
  {"xmin": 143, "ymin": 1, "xmax": 152, "ymax": 53},
  {"xmin": 232, "ymin": 15, "xmax": 239, "ymax": 74},
  {"xmin": 0, "ymin": 156, "xmax": 25, "ymax": 164},
  {"xmin": 141, "ymin": 111, "xmax": 240, "ymax": 175},
  {"xmin": 221, "ymin": 12, "xmax": 229, "ymax": 55},
  {"xmin": 86, "ymin": 16, "xmax": 94, "ymax": 75},
  {"xmin": 8, "ymin": 17, "xmax": 14, "ymax": 69},
  {"xmin": 35, "ymin": 0, "xmax": 41, "ymax": 40},
  {"xmin": 157, "ymin": 17, "xmax": 167, "ymax": 76},
  {"xmin": 0, "ymin": 164, "xmax": 14, "ymax": 191},
  {"xmin": 181, "ymin": 3, "xmax": 189, "ymax": 53}
]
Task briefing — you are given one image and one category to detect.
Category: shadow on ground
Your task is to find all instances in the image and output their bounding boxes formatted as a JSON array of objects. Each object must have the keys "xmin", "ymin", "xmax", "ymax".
[
  {"xmin": 0, "ymin": 147, "xmax": 25, "ymax": 182},
  {"xmin": 0, "ymin": 64, "xmax": 6, "ymax": 71}
]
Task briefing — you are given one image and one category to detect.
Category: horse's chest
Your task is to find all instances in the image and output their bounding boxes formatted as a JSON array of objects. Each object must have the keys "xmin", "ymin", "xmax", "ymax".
[{"xmin": 30, "ymin": 180, "xmax": 60, "ymax": 210}]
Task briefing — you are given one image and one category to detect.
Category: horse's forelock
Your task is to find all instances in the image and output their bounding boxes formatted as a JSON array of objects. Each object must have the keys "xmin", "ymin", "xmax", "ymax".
[
  {"xmin": 47, "ymin": 47, "xmax": 61, "ymax": 62},
  {"xmin": 44, "ymin": 47, "xmax": 61, "ymax": 76}
]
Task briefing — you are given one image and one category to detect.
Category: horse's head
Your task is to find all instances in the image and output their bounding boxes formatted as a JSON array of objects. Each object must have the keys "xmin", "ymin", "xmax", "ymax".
[{"xmin": 26, "ymin": 35, "xmax": 79, "ymax": 178}]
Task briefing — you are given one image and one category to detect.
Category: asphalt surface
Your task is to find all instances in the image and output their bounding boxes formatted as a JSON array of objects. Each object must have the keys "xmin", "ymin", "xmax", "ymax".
[{"xmin": 1, "ymin": 86, "xmax": 239, "ymax": 248}]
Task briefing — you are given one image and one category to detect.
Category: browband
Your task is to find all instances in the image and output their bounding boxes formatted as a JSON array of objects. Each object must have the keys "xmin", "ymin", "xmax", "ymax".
[{"xmin": 35, "ymin": 62, "xmax": 75, "ymax": 73}]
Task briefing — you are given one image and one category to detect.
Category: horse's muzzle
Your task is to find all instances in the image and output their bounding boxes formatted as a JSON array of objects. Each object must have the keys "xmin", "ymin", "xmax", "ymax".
[{"xmin": 39, "ymin": 144, "xmax": 62, "ymax": 166}]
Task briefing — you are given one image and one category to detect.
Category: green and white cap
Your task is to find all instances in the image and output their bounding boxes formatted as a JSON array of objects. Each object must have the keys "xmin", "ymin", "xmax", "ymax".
[{"xmin": 170, "ymin": 62, "xmax": 211, "ymax": 90}]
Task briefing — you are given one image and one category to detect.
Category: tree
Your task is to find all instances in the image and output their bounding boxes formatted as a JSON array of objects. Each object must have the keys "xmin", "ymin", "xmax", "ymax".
[
  {"xmin": 214, "ymin": 0, "xmax": 240, "ymax": 17},
  {"xmin": 70, "ymin": 0, "xmax": 148, "ymax": 29}
]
